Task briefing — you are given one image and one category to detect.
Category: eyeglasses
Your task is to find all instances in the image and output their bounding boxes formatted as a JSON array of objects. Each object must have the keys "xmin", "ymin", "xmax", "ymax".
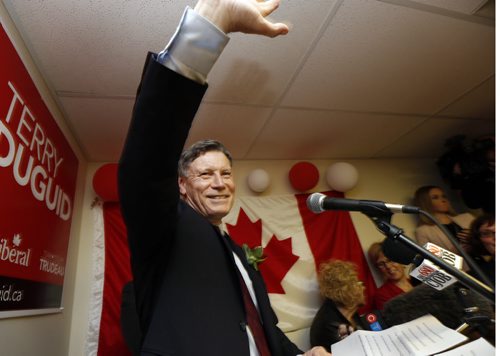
[
  {"xmin": 479, "ymin": 230, "xmax": 495, "ymax": 239},
  {"xmin": 376, "ymin": 260, "xmax": 395, "ymax": 269}
]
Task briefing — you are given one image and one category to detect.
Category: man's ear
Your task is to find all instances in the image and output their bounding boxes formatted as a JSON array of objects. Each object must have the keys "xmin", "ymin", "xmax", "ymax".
[{"xmin": 178, "ymin": 176, "xmax": 187, "ymax": 196}]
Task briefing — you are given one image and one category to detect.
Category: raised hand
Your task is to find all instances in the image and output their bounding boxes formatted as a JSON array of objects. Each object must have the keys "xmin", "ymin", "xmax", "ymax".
[{"xmin": 194, "ymin": 0, "xmax": 289, "ymax": 37}]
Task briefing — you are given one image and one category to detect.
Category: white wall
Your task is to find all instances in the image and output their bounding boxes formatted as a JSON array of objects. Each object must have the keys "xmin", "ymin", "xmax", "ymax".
[{"xmin": 0, "ymin": 3, "xmax": 87, "ymax": 355}]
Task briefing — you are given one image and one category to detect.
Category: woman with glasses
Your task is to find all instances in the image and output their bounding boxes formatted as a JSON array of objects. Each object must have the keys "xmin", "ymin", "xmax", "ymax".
[
  {"xmin": 309, "ymin": 260, "xmax": 366, "ymax": 350},
  {"xmin": 368, "ymin": 242, "xmax": 413, "ymax": 310},
  {"xmin": 469, "ymin": 214, "xmax": 495, "ymax": 284}
]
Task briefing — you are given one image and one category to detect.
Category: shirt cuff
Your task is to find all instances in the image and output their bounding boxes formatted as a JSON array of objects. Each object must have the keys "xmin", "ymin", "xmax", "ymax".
[{"xmin": 157, "ymin": 7, "xmax": 230, "ymax": 83}]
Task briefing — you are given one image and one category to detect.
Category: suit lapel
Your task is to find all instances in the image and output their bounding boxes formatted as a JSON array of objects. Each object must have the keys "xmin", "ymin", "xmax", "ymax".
[
  {"xmin": 222, "ymin": 231, "xmax": 255, "ymax": 276},
  {"xmin": 220, "ymin": 230, "xmax": 284, "ymax": 354}
]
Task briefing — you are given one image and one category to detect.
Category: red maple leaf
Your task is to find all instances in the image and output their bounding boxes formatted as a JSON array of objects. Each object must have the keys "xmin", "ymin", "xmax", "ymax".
[{"xmin": 226, "ymin": 208, "xmax": 299, "ymax": 294}]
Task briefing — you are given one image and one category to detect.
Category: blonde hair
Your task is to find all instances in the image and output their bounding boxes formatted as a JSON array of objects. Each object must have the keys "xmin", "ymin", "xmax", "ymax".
[
  {"xmin": 367, "ymin": 242, "xmax": 383, "ymax": 266},
  {"xmin": 413, "ymin": 185, "xmax": 456, "ymax": 225},
  {"xmin": 317, "ymin": 260, "xmax": 361, "ymax": 309}
]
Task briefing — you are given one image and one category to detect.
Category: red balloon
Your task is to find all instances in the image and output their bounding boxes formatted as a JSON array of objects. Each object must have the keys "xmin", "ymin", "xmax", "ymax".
[
  {"xmin": 288, "ymin": 161, "xmax": 319, "ymax": 192},
  {"xmin": 92, "ymin": 163, "xmax": 119, "ymax": 202}
]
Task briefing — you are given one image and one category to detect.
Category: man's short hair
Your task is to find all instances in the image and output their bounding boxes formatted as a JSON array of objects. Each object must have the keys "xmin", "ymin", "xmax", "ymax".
[{"xmin": 178, "ymin": 139, "xmax": 233, "ymax": 177}]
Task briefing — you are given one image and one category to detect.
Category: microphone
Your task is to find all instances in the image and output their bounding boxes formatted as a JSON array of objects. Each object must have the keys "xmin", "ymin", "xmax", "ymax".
[
  {"xmin": 421, "ymin": 242, "xmax": 464, "ymax": 270},
  {"xmin": 306, "ymin": 193, "xmax": 420, "ymax": 215},
  {"xmin": 409, "ymin": 258, "xmax": 458, "ymax": 291},
  {"xmin": 383, "ymin": 239, "xmax": 463, "ymax": 269},
  {"xmin": 382, "ymin": 284, "xmax": 495, "ymax": 337},
  {"xmin": 382, "ymin": 238, "xmax": 416, "ymax": 265},
  {"xmin": 383, "ymin": 239, "xmax": 463, "ymax": 291}
]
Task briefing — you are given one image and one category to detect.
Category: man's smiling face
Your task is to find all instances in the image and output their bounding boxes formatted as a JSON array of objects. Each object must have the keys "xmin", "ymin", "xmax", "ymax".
[{"xmin": 179, "ymin": 150, "xmax": 235, "ymax": 225}]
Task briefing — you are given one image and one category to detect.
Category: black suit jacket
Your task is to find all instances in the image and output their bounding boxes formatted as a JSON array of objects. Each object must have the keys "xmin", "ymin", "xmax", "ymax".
[{"xmin": 118, "ymin": 54, "xmax": 302, "ymax": 356}]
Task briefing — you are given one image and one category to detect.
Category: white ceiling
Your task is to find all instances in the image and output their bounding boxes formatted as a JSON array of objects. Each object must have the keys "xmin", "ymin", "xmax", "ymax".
[{"xmin": 2, "ymin": 0, "xmax": 495, "ymax": 162}]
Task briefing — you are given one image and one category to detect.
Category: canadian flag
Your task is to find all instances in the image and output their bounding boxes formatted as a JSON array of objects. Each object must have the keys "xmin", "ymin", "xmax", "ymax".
[
  {"xmin": 224, "ymin": 190, "xmax": 376, "ymax": 343},
  {"xmin": 86, "ymin": 190, "xmax": 376, "ymax": 354}
]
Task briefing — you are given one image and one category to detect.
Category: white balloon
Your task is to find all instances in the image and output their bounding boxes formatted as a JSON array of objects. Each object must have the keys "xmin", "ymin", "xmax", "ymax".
[
  {"xmin": 326, "ymin": 162, "xmax": 359, "ymax": 192},
  {"xmin": 247, "ymin": 168, "xmax": 270, "ymax": 193}
]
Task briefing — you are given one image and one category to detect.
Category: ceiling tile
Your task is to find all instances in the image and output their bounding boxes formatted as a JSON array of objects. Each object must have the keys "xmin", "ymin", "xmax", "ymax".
[
  {"xmin": 281, "ymin": 0, "xmax": 494, "ymax": 114},
  {"xmin": 186, "ymin": 103, "xmax": 273, "ymax": 159},
  {"xmin": 2, "ymin": 0, "xmax": 494, "ymax": 162},
  {"xmin": 205, "ymin": 0, "xmax": 339, "ymax": 106},
  {"xmin": 246, "ymin": 108, "xmax": 425, "ymax": 159},
  {"xmin": 3, "ymin": 0, "xmax": 188, "ymax": 95},
  {"xmin": 375, "ymin": 117, "xmax": 494, "ymax": 158},
  {"xmin": 408, "ymin": 0, "xmax": 488, "ymax": 14},
  {"xmin": 437, "ymin": 76, "xmax": 495, "ymax": 120}
]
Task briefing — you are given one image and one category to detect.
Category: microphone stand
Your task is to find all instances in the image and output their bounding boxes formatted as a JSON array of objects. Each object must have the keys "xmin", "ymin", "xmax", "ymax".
[
  {"xmin": 366, "ymin": 213, "xmax": 495, "ymax": 303},
  {"xmin": 453, "ymin": 285, "xmax": 495, "ymax": 340},
  {"xmin": 418, "ymin": 210, "xmax": 494, "ymax": 289}
]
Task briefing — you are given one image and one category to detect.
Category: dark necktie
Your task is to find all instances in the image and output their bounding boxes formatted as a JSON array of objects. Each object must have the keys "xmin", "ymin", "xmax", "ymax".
[
  {"xmin": 237, "ymin": 271, "xmax": 271, "ymax": 356},
  {"xmin": 215, "ymin": 226, "xmax": 271, "ymax": 356}
]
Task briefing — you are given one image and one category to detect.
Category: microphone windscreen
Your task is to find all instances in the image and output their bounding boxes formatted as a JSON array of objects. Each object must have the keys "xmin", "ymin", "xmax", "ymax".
[
  {"xmin": 306, "ymin": 193, "xmax": 324, "ymax": 213},
  {"xmin": 382, "ymin": 238, "xmax": 416, "ymax": 265},
  {"xmin": 382, "ymin": 284, "xmax": 494, "ymax": 330}
]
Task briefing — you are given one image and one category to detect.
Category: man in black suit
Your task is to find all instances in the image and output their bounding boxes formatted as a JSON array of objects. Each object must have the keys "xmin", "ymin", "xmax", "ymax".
[{"xmin": 118, "ymin": 0, "xmax": 330, "ymax": 355}]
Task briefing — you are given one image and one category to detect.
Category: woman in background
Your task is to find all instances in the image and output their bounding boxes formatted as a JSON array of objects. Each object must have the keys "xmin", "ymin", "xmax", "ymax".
[
  {"xmin": 368, "ymin": 242, "xmax": 413, "ymax": 310},
  {"xmin": 413, "ymin": 185, "xmax": 474, "ymax": 255},
  {"xmin": 310, "ymin": 260, "xmax": 365, "ymax": 350}
]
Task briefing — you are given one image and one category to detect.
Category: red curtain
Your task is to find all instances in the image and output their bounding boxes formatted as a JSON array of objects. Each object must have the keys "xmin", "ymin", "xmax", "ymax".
[{"xmin": 98, "ymin": 202, "xmax": 132, "ymax": 356}]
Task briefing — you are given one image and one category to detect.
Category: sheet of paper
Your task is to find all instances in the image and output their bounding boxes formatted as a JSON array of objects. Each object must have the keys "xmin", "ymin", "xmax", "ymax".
[
  {"xmin": 395, "ymin": 314, "xmax": 468, "ymax": 356},
  {"xmin": 435, "ymin": 337, "xmax": 495, "ymax": 356},
  {"xmin": 330, "ymin": 314, "xmax": 468, "ymax": 356},
  {"xmin": 328, "ymin": 332, "xmax": 366, "ymax": 355},
  {"xmin": 351, "ymin": 327, "xmax": 409, "ymax": 355}
]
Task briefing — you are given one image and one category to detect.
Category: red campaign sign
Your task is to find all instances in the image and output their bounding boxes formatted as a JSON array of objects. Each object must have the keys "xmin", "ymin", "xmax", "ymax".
[{"xmin": 0, "ymin": 23, "xmax": 78, "ymax": 311}]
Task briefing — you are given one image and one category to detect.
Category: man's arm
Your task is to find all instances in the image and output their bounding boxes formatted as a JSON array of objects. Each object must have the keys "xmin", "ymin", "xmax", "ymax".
[
  {"xmin": 118, "ymin": 55, "xmax": 207, "ymax": 332},
  {"xmin": 119, "ymin": 0, "xmax": 291, "ymax": 287},
  {"xmin": 158, "ymin": 0, "xmax": 289, "ymax": 84},
  {"xmin": 119, "ymin": 1, "xmax": 330, "ymax": 354}
]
